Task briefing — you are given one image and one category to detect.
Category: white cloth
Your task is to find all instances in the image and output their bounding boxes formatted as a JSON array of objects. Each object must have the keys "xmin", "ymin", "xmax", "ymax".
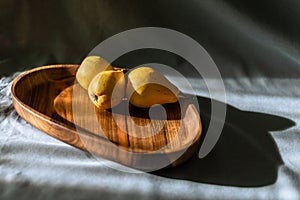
[{"xmin": 1, "ymin": 71, "xmax": 300, "ymax": 200}]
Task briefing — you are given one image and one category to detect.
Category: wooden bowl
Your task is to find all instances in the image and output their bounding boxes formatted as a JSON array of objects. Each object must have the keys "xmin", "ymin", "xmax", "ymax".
[{"xmin": 11, "ymin": 64, "xmax": 202, "ymax": 171}]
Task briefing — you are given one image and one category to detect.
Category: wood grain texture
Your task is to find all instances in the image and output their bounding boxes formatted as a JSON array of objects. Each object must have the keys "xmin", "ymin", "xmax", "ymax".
[{"xmin": 11, "ymin": 64, "xmax": 202, "ymax": 171}]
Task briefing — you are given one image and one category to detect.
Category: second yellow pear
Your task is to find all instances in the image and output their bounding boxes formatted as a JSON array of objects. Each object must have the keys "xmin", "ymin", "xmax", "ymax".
[{"xmin": 88, "ymin": 69, "xmax": 125, "ymax": 109}]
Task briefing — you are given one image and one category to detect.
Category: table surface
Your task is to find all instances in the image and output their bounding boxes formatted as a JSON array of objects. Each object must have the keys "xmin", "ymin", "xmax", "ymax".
[{"xmin": 1, "ymin": 69, "xmax": 300, "ymax": 200}]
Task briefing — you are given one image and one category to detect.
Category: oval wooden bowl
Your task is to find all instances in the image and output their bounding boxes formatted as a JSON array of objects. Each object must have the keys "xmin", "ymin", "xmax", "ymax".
[{"xmin": 11, "ymin": 64, "xmax": 202, "ymax": 171}]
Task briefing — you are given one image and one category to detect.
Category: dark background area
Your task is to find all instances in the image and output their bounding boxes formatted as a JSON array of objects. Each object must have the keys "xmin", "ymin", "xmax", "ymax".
[{"xmin": 1, "ymin": 0, "xmax": 300, "ymax": 77}]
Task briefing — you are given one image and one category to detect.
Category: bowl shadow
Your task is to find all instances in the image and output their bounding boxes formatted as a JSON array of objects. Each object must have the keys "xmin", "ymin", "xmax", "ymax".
[{"xmin": 152, "ymin": 96, "xmax": 295, "ymax": 187}]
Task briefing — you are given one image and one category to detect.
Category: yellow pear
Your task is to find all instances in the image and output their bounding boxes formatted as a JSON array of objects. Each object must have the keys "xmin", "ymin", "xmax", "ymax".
[
  {"xmin": 88, "ymin": 69, "xmax": 125, "ymax": 109},
  {"xmin": 127, "ymin": 66, "xmax": 179, "ymax": 108},
  {"xmin": 76, "ymin": 56, "xmax": 113, "ymax": 90}
]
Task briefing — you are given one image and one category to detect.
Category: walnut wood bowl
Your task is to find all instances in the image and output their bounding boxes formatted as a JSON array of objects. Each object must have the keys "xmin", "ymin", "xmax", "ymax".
[{"xmin": 11, "ymin": 64, "xmax": 202, "ymax": 171}]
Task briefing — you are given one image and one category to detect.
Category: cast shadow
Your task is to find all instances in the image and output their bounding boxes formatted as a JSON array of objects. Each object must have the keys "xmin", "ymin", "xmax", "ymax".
[{"xmin": 152, "ymin": 96, "xmax": 295, "ymax": 187}]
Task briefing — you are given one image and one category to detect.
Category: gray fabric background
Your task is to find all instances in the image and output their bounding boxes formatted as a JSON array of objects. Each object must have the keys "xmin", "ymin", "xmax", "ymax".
[{"xmin": 1, "ymin": 0, "xmax": 300, "ymax": 199}]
